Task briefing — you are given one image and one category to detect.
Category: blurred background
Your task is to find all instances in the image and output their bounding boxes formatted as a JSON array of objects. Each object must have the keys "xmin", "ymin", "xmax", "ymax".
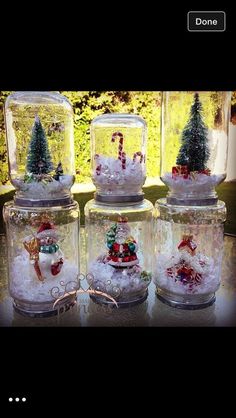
[{"xmin": 0, "ymin": 91, "xmax": 236, "ymax": 232}]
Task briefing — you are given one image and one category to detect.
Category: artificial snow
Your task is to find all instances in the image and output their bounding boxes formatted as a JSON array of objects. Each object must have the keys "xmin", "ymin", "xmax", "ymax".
[
  {"xmin": 162, "ymin": 172, "xmax": 225, "ymax": 195},
  {"xmin": 93, "ymin": 156, "xmax": 146, "ymax": 194},
  {"xmin": 88, "ymin": 256, "xmax": 151, "ymax": 299},
  {"xmin": 10, "ymin": 250, "xmax": 79, "ymax": 303},
  {"xmin": 155, "ymin": 250, "xmax": 220, "ymax": 295},
  {"xmin": 12, "ymin": 174, "xmax": 74, "ymax": 198}
]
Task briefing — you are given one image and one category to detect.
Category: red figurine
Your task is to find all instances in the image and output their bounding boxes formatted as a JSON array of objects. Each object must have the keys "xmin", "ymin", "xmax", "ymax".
[
  {"xmin": 172, "ymin": 165, "xmax": 189, "ymax": 179},
  {"xmin": 178, "ymin": 234, "xmax": 197, "ymax": 256}
]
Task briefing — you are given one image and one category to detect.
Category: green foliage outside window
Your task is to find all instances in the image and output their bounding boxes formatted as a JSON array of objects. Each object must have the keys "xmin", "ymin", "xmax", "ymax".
[{"xmin": 0, "ymin": 91, "xmax": 235, "ymax": 186}]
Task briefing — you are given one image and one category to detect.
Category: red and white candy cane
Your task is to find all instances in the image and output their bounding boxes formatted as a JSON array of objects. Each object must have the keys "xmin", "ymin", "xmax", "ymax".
[
  {"xmin": 133, "ymin": 151, "xmax": 144, "ymax": 164},
  {"xmin": 111, "ymin": 131, "xmax": 126, "ymax": 169}
]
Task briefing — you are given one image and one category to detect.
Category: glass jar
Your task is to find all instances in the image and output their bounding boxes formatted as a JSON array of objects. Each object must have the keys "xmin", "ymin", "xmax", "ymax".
[
  {"xmin": 4, "ymin": 91, "xmax": 75, "ymax": 206},
  {"xmin": 3, "ymin": 201, "xmax": 80, "ymax": 317},
  {"xmin": 161, "ymin": 92, "xmax": 231, "ymax": 205},
  {"xmin": 90, "ymin": 113, "xmax": 147, "ymax": 201},
  {"xmin": 84, "ymin": 199, "xmax": 153, "ymax": 307},
  {"xmin": 154, "ymin": 199, "xmax": 226, "ymax": 309}
]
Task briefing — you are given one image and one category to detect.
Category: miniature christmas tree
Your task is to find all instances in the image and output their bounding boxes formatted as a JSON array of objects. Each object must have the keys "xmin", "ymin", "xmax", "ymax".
[
  {"xmin": 176, "ymin": 93, "xmax": 210, "ymax": 172},
  {"xmin": 26, "ymin": 116, "xmax": 54, "ymax": 175}
]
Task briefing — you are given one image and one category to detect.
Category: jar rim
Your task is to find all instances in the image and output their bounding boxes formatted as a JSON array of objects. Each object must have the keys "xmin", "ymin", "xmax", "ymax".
[
  {"xmin": 5, "ymin": 91, "xmax": 72, "ymax": 108},
  {"xmin": 91, "ymin": 113, "xmax": 147, "ymax": 127}
]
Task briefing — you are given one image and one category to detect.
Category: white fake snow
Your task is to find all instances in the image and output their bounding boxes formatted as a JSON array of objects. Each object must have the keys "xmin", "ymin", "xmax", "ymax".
[
  {"xmin": 155, "ymin": 250, "xmax": 220, "ymax": 295},
  {"xmin": 93, "ymin": 156, "xmax": 146, "ymax": 194},
  {"xmin": 12, "ymin": 175, "xmax": 74, "ymax": 198},
  {"xmin": 162, "ymin": 172, "xmax": 225, "ymax": 195},
  {"xmin": 88, "ymin": 256, "xmax": 151, "ymax": 299},
  {"xmin": 10, "ymin": 251, "xmax": 79, "ymax": 303}
]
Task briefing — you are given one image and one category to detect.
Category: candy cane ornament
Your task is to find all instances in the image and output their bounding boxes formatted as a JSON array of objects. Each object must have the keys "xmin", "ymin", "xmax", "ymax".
[
  {"xmin": 111, "ymin": 132, "xmax": 126, "ymax": 170},
  {"xmin": 121, "ymin": 151, "xmax": 126, "ymax": 170},
  {"xmin": 94, "ymin": 154, "xmax": 102, "ymax": 176},
  {"xmin": 133, "ymin": 151, "xmax": 144, "ymax": 164}
]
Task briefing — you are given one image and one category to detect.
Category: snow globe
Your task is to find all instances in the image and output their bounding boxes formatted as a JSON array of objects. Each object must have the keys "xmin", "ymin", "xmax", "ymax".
[
  {"xmin": 5, "ymin": 91, "xmax": 75, "ymax": 206},
  {"xmin": 91, "ymin": 113, "xmax": 147, "ymax": 201},
  {"xmin": 85, "ymin": 113, "xmax": 153, "ymax": 307},
  {"xmin": 161, "ymin": 92, "xmax": 231, "ymax": 205},
  {"xmin": 3, "ymin": 202, "xmax": 80, "ymax": 316},
  {"xmin": 85, "ymin": 202, "xmax": 153, "ymax": 307},
  {"xmin": 3, "ymin": 92, "xmax": 80, "ymax": 317},
  {"xmin": 154, "ymin": 91, "xmax": 230, "ymax": 309},
  {"xmin": 153, "ymin": 200, "xmax": 226, "ymax": 309}
]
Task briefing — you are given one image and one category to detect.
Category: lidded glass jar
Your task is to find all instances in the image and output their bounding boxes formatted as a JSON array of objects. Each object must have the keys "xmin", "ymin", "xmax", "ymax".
[
  {"xmin": 84, "ymin": 199, "xmax": 153, "ymax": 307},
  {"xmin": 161, "ymin": 92, "xmax": 231, "ymax": 205},
  {"xmin": 91, "ymin": 114, "xmax": 147, "ymax": 201},
  {"xmin": 154, "ymin": 199, "xmax": 226, "ymax": 309},
  {"xmin": 3, "ymin": 201, "xmax": 80, "ymax": 317},
  {"xmin": 5, "ymin": 91, "xmax": 75, "ymax": 206}
]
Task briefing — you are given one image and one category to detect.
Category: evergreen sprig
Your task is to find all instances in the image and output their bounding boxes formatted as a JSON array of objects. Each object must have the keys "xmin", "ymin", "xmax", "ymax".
[
  {"xmin": 176, "ymin": 93, "xmax": 210, "ymax": 172},
  {"xmin": 26, "ymin": 116, "xmax": 53, "ymax": 175}
]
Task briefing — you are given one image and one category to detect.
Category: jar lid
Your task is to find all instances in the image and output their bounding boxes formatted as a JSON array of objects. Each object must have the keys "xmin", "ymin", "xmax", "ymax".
[
  {"xmin": 94, "ymin": 193, "xmax": 144, "ymax": 204},
  {"xmin": 14, "ymin": 195, "xmax": 74, "ymax": 207}
]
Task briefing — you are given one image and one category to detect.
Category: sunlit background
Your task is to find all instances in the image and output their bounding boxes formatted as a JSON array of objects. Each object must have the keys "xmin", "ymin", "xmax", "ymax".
[{"xmin": 0, "ymin": 91, "xmax": 236, "ymax": 232}]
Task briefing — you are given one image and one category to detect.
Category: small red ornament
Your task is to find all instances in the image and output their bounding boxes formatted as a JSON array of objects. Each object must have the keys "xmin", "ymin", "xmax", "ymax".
[
  {"xmin": 172, "ymin": 165, "xmax": 189, "ymax": 179},
  {"xmin": 51, "ymin": 258, "xmax": 64, "ymax": 276},
  {"xmin": 177, "ymin": 266, "xmax": 193, "ymax": 279},
  {"xmin": 178, "ymin": 235, "xmax": 197, "ymax": 255},
  {"xmin": 123, "ymin": 256, "xmax": 130, "ymax": 262},
  {"xmin": 37, "ymin": 221, "xmax": 54, "ymax": 234},
  {"xmin": 113, "ymin": 243, "xmax": 120, "ymax": 252},
  {"xmin": 123, "ymin": 243, "xmax": 129, "ymax": 252},
  {"xmin": 96, "ymin": 164, "xmax": 102, "ymax": 176},
  {"xmin": 198, "ymin": 168, "xmax": 211, "ymax": 176}
]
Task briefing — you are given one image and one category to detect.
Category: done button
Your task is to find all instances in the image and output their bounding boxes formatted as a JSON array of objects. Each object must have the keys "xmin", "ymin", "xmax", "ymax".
[{"xmin": 187, "ymin": 11, "xmax": 226, "ymax": 32}]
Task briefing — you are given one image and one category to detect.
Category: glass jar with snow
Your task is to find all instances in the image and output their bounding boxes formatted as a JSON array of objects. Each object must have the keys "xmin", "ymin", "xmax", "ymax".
[
  {"xmin": 84, "ymin": 199, "xmax": 153, "ymax": 307},
  {"xmin": 3, "ymin": 201, "xmax": 80, "ymax": 317},
  {"xmin": 161, "ymin": 92, "xmax": 231, "ymax": 205},
  {"xmin": 154, "ymin": 199, "xmax": 226, "ymax": 309},
  {"xmin": 91, "ymin": 114, "xmax": 147, "ymax": 202},
  {"xmin": 4, "ymin": 91, "xmax": 75, "ymax": 206}
]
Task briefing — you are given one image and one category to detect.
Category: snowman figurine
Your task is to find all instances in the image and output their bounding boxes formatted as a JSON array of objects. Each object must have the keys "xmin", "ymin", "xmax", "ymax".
[{"xmin": 24, "ymin": 221, "xmax": 64, "ymax": 281}]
